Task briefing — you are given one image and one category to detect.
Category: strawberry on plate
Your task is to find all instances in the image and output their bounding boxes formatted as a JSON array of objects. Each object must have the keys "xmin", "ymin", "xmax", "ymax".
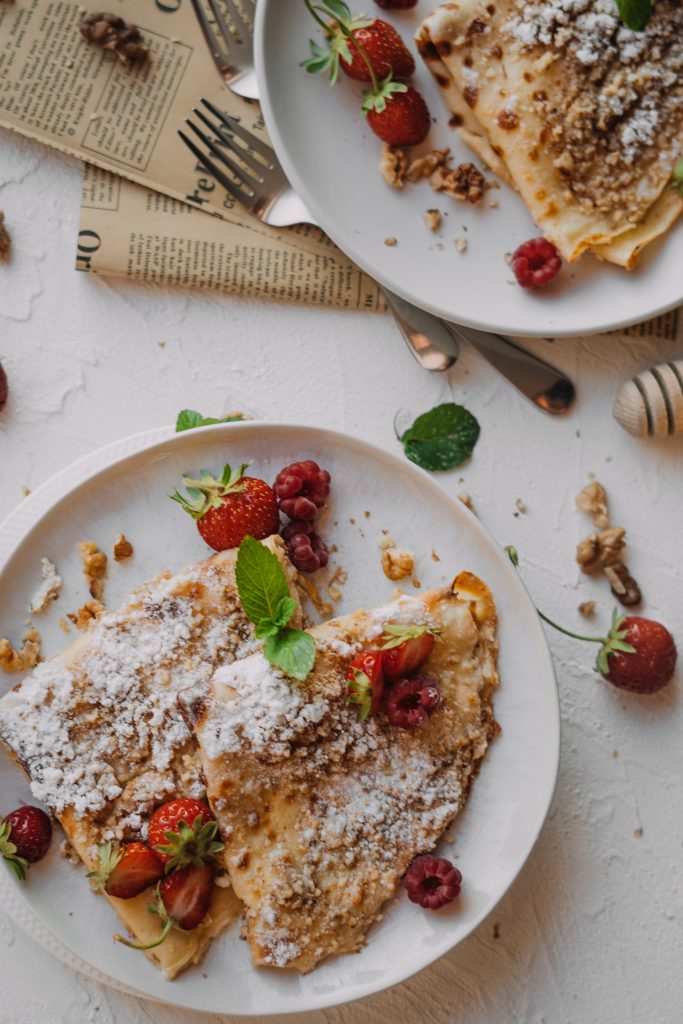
[
  {"xmin": 347, "ymin": 650, "xmax": 384, "ymax": 719},
  {"xmin": 1, "ymin": 805, "xmax": 52, "ymax": 880},
  {"xmin": 171, "ymin": 463, "xmax": 279, "ymax": 552},
  {"xmin": 88, "ymin": 840, "xmax": 164, "ymax": 899},
  {"xmin": 116, "ymin": 862, "xmax": 215, "ymax": 949},
  {"xmin": 363, "ymin": 82, "xmax": 431, "ymax": 146},
  {"xmin": 340, "ymin": 19, "xmax": 415, "ymax": 81},
  {"xmin": 380, "ymin": 624, "xmax": 439, "ymax": 681},
  {"xmin": 148, "ymin": 798, "xmax": 223, "ymax": 870}
]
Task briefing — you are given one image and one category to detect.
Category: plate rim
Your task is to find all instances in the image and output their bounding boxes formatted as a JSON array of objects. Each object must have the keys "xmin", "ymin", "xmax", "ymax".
[
  {"xmin": 0, "ymin": 421, "xmax": 561, "ymax": 1015},
  {"xmin": 254, "ymin": 0, "xmax": 683, "ymax": 339}
]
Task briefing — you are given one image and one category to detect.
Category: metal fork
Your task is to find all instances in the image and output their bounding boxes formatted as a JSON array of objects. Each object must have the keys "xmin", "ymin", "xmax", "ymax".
[
  {"xmin": 190, "ymin": 0, "xmax": 259, "ymax": 99},
  {"xmin": 179, "ymin": 99, "xmax": 461, "ymax": 371}
]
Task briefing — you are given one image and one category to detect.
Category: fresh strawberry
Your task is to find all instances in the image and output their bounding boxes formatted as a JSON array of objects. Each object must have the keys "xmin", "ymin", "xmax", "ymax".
[
  {"xmin": 116, "ymin": 862, "xmax": 215, "ymax": 950},
  {"xmin": 148, "ymin": 798, "xmax": 223, "ymax": 870},
  {"xmin": 599, "ymin": 615, "xmax": 677, "ymax": 694},
  {"xmin": 1, "ymin": 806, "xmax": 52, "ymax": 880},
  {"xmin": 340, "ymin": 20, "xmax": 415, "ymax": 81},
  {"xmin": 380, "ymin": 624, "xmax": 438, "ymax": 681},
  {"xmin": 171, "ymin": 463, "xmax": 279, "ymax": 552},
  {"xmin": 347, "ymin": 651, "xmax": 384, "ymax": 719},
  {"xmin": 88, "ymin": 840, "xmax": 164, "ymax": 899},
  {"xmin": 363, "ymin": 82, "xmax": 430, "ymax": 146}
]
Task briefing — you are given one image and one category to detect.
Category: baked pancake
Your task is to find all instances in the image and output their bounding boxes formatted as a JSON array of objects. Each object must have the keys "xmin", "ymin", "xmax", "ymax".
[
  {"xmin": 192, "ymin": 572, "xmax": 499, "ymax": 973},
  {"xmin": 0, "ymin": 537, "xmax": 300, "ymax": 978},
  {"xmin": 418, "ymin": 0, "xmax": 683, "ymax": 265}
]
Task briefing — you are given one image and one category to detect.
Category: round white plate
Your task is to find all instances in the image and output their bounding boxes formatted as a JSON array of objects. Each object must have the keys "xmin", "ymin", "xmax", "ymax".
[
  {"xmin": 0, "ymin": 422, "xmax": 559, "ymax": 1015},
  {"xmin": 255, "ymin": 0, "xmax": 683, "ymax": 338}
]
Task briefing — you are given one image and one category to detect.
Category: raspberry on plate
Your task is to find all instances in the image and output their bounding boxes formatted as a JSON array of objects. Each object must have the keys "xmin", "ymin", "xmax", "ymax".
[
  {"xmin": 511, "ymin": 237, "xmax": 562, "ymax": 290},
  {"xmin": 383, "ymin": 674, "xmax": 441, "ymax": 729},
  {"xmin": 286, "ymin": 530, "xmax": 329, "ymax": 573},
  {"xmin": 404, "ymin": 855, "xmax": 462, "ymax": 909},
  {"xmin": 274, "ymin": 461, "xmax": 331, "ymax": 520}
]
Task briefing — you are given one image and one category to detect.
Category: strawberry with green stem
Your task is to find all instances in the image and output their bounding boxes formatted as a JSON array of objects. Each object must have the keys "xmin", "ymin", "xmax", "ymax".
[
  {"xmin": 301, "ymin": 0, "xmax": 430, "ymax": 146},
  {"xmin": 506, "ymin": 547, "xmax": 677, "ymax": 694},
  {"xmin": 171, "ymin": 463, "xmax": 279, "ymax": 552},
  {"xmin": 116, "ymin": 862, "xmax": 215, "ymax": 950}
]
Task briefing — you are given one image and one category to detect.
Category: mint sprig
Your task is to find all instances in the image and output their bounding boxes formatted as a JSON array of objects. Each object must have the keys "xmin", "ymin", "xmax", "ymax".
[
  {"xmin": 175, "ymin": 409, "xmax": 244, "ymax": 432},
  {"xmin": 615, "ymin": 0, "xmax": 652, "ymax": 30},
  {"xmin": 672, "ymin": 156, "xmax": 683, "ymax": 197},
  {"xmin": 236, "ymin": 537, "xmax": 315, "ymax": 681},
  {"xmin": 400, "ymin": 402, "xmax": 480, "ymax": 472}
]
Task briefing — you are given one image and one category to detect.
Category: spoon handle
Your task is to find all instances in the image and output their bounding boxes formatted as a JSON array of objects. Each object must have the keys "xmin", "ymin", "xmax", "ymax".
[
  {"xmin": 382, "ymin": 289, "xmax": 459, "ymax": 372},
  {"xmin": 447, "ymin": 323, "xmax": 576, "ymax": 415}
]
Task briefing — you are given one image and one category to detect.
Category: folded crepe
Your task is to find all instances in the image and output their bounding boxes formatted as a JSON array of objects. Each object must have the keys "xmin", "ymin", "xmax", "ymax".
[
  {"xmin": 0, "ymin": 537, "xmax": 300, "ymax": 979},
  {"xmin": 417, "ymin": 0, "xmax": 683, "ymax": 266},
  {"xmin": 191, "ymin": 572, "xmax": 499, "ymax": 973}
]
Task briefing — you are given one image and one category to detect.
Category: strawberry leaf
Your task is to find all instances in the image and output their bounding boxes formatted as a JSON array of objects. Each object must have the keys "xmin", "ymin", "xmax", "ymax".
[
  {"xmin": 361, "ymin": 77, "xmax": 407, "ymax": 116},
  {"xmin": 348, "ymin": 668, "xmax": 372, "ymax": 720},
  {"xmin": 615, "ymin": 0, "xmax": 652, "ymax": 30},
  {"xmin": 264, "ymin": 629, "xmax": 316, "ymax": 682},
  {"xmin": 380, "ymin": 624, "xmax": 440, "ymax": 649},
  {"xmin": 672, "ymin": 155, "xmax": 683, "ymax": 197},
  {"xmin": 322, "ymin": 0, "xmax": 352, "ymax": 22},
  {"xmin": 401, "ymin": 402, "xmax": 480, "ymax": 472}
]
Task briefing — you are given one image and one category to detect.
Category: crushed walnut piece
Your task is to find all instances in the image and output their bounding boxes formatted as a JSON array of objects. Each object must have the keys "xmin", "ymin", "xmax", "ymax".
[
  {"xmin": 384, "ymin": 236, "xmax": 398, "ymax": 247},
  {"xmin": 79, "ymin": 12, "xmax": 150, "ymax": 65},
  {"xmin": 457, "ymin": 492, "xmax": 475, "ymax": 512},
  {"xmin": 30, "ymin": 558, "xmax": 62, "ymax": 613},
  {"xmin": 67, "ymin": 600, "xmax": 105, "ymax": 631},
  {"xmin": 58, "ymin": 617, "xmax": 72, "ymax": 633},
  {"xmin": 576, "ymin": 527, "xmax": 625, "ymax": 575},
  {"xmin": 78, "ymin": 540, "xmax": 107, "ymax": 600},
  {"xmin": 326, "ymin": 565, "xmax": 347, "ymax": 604},
  {"xmin": 455, "ymin": 235, "xmax": 468, "ymax": 253},
  {"xmin": 0, "ymin": 628, "xmax": 41, "ymax": 673},
  {"xmin": 380, "ymin": 145, "xmax": 408, "ymax": 189},
  {"xmin": 578, "ymin": 601, "xmax": 596, "ymax": 618},
  {"xmin": 604, "ymin": 563, "xmax": 642, "ymax": 608},
  {"xmin": 381, "ymin": 547, "xmax": 415, "ymax": 582},
  {"xmin": 431, "ymin": 163, "xmax": 485, "ymax": 204},
  {"xmin": 297, "ymin": 576, "xmax": 333, "ymax": 620},
  {"xmin": 0, "ymin": 212, "xmax": 10, "ymax": 259},
  {"xmin": 406, "ymin": 148, "xmax": 450, "ymax": 182},
  {"xmin": 113, "ymin": 533, "xmax": 134, "ymax": 561},
  {"xmin": 423, "ymin": 209, "xmax": 442, "ymax": 231},
  {"xmin": 576, "ymin": 481, "xmax": 609, "ymax": 531}
]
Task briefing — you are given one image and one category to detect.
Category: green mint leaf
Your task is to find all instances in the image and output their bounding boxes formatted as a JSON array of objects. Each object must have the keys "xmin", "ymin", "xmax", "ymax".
[
  {"xmin": 175, "ymin": 409, "xmax": 245, "ymax": 432},
  {"xmin": 236, "ymin": 536, "xmax": 292, "ymax": 627},
  {"xmin": 401, "ymin": 402, "xmax": 480, "ymax": 472},
  {"xmin": 615, "ymin": 0, "xmax": 652, "ymax": 30},
  {"xmin": 264, "ymin": 629, "xmax": 316, "ymax": 682},
  {"xmin": 254, "ymin": 619, "xmax": 281, "ymax": 640},
  {"xmin": 274, "ymin": 595, "xmax": 298, "ymax": 629},
  {"xmin": 672, "ymin": 156, "xmax": 683, "ymax": 196}
]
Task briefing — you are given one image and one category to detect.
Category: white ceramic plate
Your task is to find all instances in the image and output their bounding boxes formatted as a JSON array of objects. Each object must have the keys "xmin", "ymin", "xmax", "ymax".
[
  {"xmin": 0, "ymin": 422, "xmax": 559, "ymax": 1015},
  {"xmin": 255, "ymin": 0, "xmax": 683, "ymax": 338}
]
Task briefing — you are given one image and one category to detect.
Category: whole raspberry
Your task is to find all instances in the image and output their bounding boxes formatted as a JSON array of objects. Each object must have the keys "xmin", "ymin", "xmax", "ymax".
[
  {"xmin": 404, "ymin": 855, "xmax": 462, "ymax": 909},
  {"xmin": 286, "ymin": 531, "xmax": 329, "ymax": 573},
  {"xmin": 0, "ymin": 362, "xmax": 7, "ymax": 411},
  {"xmin": 375, "ymin": 0, "xmax": 418, "ymax": 6},
  {"xmin": 383, "ymin": 674, "xmax": 441, "ymax": 729},
  {"xmin": 274, "ymin": 461, "xmax": 331, "ymax": 520},
  {"xmin": 511, "ymin": 237, "xmax": 562, "ymax": 290},
  {"xmin": 281, "ymin": 519, "xmax": 314, "ymax": 541}
]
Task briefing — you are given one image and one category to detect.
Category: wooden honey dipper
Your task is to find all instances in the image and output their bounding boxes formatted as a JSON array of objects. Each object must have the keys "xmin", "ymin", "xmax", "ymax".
[{"xmin": 613, "ymin": 360, "xmax": 683, "ymax": 438}]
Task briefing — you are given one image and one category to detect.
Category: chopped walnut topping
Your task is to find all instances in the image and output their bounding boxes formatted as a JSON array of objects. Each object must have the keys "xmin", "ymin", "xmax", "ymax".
[
  {"xmin": 431, "ymin": 163, "xmax": 486, "ymax": 204},
  {"xmin": 384, "ymin": 237, "xmax": 398, "ymax": 247},
  {"xmin": 113, "ymin": 533, "xmax": 134, "ymax": 561},
  {"xmin": 576, "ymin": 481, "xmax": 609, "ymax": 530},
  {"xmin": 380, "ymin": 145, "xmax": 408, "ymax": 189},
  {"xmin": 79, "ymin": 12, "xmax": 150, "ymax": 65},
  {"xmin": 423, "ymin": 209, "xmax": 442, "ymax": 231},
  {"xmin": 0, "ymin": 212, "xmax": 10, "ymax": 259},
  {"xmin": 578, "ymin": 601, "xmax": 596, "ymax": 618},
  {"xmin": 576, "ymin": 528, "xmax": 625, "ymax": 575},
  {"xmin": 68, "ymin": 600, "xmax": 105, "ymax": 631},
  {"xmin": 604, "ymin": 563, "xmax": 642, "ymax": 608},
  {"xmin": 79, "ymin": 540, "xmax": 107, "ymax": 600},
  {"xmin": 406, "ymin": 148, "xmax": 450, "ymax": 182},
  {"xmin": 0, "ymin": 629, "xmax": 41, "ymax": 673},
  {"xmin": 381, "ymin": 547, "xmax": 415, "ymax": 582}
]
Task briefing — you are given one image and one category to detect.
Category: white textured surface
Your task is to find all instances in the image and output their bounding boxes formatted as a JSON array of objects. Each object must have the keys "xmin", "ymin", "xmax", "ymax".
[{"xmin": 1, "ymin": 130, "xmax": 682, "ymax": 1023}]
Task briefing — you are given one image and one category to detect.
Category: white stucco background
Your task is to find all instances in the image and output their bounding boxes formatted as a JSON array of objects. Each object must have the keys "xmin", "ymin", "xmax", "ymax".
[{"xmin": 1, "ymin": 131, "xmax": 682, "ymax": 1024}]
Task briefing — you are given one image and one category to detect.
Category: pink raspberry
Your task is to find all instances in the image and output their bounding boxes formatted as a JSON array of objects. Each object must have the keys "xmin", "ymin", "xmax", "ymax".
[
  {"xmin": 511, "ymin": 237, "xmax": 562, "ymax": 290},
  {"xmin": 274, "ymin": 461, "xmax": 331, "ymax": 520},
  {"xmin": 286, "ymin": 531, "xmax": 329, "ymax": 573},
  {"xmin": 383, "ymin": 675, "xmax": 441, "ymax": 730},
  {"xmin": 404, "ymin": 855, "xmax": 462, "ymax": 909}
]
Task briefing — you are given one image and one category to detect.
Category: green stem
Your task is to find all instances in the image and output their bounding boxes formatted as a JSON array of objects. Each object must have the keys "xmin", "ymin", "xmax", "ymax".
[
  {"xmin": 114, "ymin": 917, "xmax": 174, "ymax": 951},
  {"xmin": 536, "ymin": 610, "xmax": 604, "ymax": 645}
]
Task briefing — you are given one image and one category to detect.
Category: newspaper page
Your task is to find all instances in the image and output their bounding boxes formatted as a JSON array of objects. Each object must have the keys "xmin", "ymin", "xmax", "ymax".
[{"xmin": 78, "ymin": 166, "xmax": 385, "ymax": 309}]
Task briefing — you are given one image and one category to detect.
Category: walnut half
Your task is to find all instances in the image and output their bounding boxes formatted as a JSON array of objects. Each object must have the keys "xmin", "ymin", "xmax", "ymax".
[
  {"xmin": 576, "ymin": 527, "xmax": 625, "ymax": 575},
  {"xmin": 576, "ymin": 481, "xmax": 609, "ymax": 530},
  {"xmin": 380, "ymin": 145, "xmax": 408, "ymax": 189},
  {"xmin": 381, "ymin": 547, "xmax": 415, "ymax": 581}
]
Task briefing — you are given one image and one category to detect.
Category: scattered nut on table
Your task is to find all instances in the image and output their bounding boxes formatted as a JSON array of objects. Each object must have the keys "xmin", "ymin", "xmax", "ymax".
[
  {"xmin": 576, "ymin": 481, "xmax": 609, "ymax": 530},
  {"xmin": 604, "ymin": 563, "xmax": 642, "ymax": 607},
  {"xmin": 576, "ymin": 527, "xmax": 625, "ymax": 575},
  {"xmin": 79, "ymin": 12, "xmax": 150, "ymax": 65}
]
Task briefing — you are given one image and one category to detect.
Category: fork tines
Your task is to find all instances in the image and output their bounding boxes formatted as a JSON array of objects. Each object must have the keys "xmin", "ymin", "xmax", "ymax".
[{"xmin": 191, "ymin": 0, "xmax": 254, "ymax": 62}]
